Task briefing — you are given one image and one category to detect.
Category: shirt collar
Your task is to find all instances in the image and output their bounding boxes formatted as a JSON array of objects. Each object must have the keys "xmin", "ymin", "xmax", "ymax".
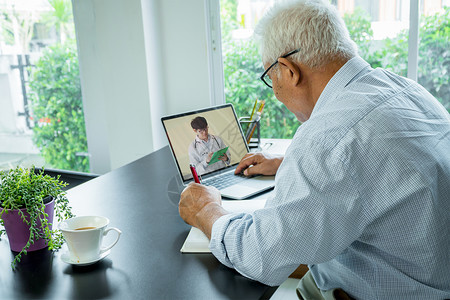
[
  {"xmin": 311, "ymin": 56, "xmax": 371, "ymax": 117},
  {"xmin": 195, "ymin": 134, "xmax": 211, "ymax": 143}
]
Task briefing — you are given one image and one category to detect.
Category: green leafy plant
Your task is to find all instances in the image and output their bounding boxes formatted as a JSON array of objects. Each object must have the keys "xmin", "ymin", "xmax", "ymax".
[
  {"xmin": 0, "ymin": 166, "xmax": 74, "ymax": 269},
  {"xmin": 343, "ymin": 7, "xmax": 374, "ymax": 60},
  {"xmin": 416, "ymin": 7, "xmax": 450, "ymax": 111},
  {"xmin": 28, "ymin": 42, "xmax": 90, "ymax": 172}
]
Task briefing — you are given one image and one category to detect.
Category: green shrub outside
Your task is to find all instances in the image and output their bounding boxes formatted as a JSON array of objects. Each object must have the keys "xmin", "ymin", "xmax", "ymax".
[
  {"xmin": 28, "ymin": 42, "xmax": 89, "ymax": 172},
  {"xmin": 222, "ymin": 3, "xmax": 450, "ymax": 139},
  {"xmin": 417, "ymin": 8, "xmax": 449, "ymax": 110}
]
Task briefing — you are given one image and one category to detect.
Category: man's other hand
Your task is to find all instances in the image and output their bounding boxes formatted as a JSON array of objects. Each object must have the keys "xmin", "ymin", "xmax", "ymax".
[
  {"xmin": 179, "ymin": 183, "xmax": 228, "ymax": 239},
  {"xmin": 235, "ymin": 153, "xmax": 284, "ymax": 176}
]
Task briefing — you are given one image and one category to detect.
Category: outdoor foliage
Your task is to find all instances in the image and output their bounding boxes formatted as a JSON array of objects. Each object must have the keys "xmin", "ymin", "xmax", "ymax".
[
  {"xmin": 222, "ymin": 2, "xmax": 450, "ymax": 139},
  {"xmin": 42, "ymin": 0, "xmax": 75, "ymax": 43},
  {"xmin": 28, "ymin": 43, "xmax": 89, "ymax": 172},
  {"xmin": 417, "ymin": 8, "xmax": 450, "ymax": 110},
  {"xmin": 0, "ymin": 9, "xmax": 39, "ymax": 53},
  {"xmin": 343, "ymin": 7, "xmax": 373, "ymax": 61}
]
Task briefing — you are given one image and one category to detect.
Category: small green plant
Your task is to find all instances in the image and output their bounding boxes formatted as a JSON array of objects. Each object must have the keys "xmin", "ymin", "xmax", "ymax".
[{"xmin": 0, "ymin": 166, "xmax": 74, "ymax": 269}]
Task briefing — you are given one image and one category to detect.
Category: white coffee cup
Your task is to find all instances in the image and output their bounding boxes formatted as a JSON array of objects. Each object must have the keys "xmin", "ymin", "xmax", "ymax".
[{"xmin": 59, "ymin": 216, "xmax": 122, "ymax": 263}]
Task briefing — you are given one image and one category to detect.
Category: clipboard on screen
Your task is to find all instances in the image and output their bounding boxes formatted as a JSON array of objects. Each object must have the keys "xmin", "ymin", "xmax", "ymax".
[{"xmin": 208, "ymin": 147, "xmax": 229, "ymax": 165}]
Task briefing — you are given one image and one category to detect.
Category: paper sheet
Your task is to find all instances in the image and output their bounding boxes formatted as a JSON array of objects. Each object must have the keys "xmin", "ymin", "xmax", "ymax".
[{"xmin": 180, "ymin": 198, "xmax": 267, "ymax": 253}]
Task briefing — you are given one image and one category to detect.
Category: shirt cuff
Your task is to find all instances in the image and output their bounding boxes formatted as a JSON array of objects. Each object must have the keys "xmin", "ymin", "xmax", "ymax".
[
  {"xmin": 209, "ymin": 212, "xmax": 246, "ymax": 268},
  {"xmin": 202, "ymin": 160, "xmax": 209, "ymax": 168}
]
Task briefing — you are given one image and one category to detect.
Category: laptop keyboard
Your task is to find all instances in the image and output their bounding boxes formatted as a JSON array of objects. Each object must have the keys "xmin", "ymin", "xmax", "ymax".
[{"xmin": 203, "ymin": 172, "xmax": 248, "ymax": 190}]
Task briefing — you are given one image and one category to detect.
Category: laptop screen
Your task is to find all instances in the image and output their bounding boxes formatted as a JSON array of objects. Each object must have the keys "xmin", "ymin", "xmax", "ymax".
[{"xmin": 161, "ymin": 104, "xmax": 248, "ymax": 182}]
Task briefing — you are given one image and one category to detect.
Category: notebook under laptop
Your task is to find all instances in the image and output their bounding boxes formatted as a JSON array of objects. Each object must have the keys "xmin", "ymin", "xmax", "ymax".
[{"xmin": 161, "ymin": 104, "xmax": 275, "ymax": 199}]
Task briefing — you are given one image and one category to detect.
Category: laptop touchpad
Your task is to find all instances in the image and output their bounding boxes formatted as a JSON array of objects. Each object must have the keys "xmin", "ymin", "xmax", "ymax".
[{"xmin": 221, "ymin": 184, "xmax": 257, "ymax": 196}]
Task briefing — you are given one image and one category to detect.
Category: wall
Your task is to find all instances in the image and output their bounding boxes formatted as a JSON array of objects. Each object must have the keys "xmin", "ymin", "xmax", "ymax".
[
  {"xmin": 0, "ymin": 56, "xmax": 22, "ymax": 134},
  {"xmin": 72, "ymin": 0, "xmax": 212, "ymax": 174},
  {"xmin": 158, "ymin": 0, "xmax": 212, "ymax": 114}
]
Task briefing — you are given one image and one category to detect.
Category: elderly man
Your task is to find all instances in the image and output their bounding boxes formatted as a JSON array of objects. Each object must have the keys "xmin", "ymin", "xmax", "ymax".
[{"xmin": 179, "ymin": 1, "xmax": 450, "ymax": 299}]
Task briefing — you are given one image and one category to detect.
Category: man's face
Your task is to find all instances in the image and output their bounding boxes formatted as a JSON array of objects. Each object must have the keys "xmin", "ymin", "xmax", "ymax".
[
  {"xmin": 265, "ymin": 61, "xmax": 313, "ymax": 123},
  {"xmin": 194, "ymin": 127, "xmax": 209, "ymax": 141},
  {"xmin": 265, "ymin": 63, "xmax": 297, "ymax": 115},
  {"xmin": 266, "ymin": 65, "xmax": 288, "ymax": 103}
]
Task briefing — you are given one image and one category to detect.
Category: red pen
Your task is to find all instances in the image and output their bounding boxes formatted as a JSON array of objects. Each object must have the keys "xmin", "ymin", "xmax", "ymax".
[{"xmin": 189, "ymin": 164, "xmax": 201, "ymax": 184}]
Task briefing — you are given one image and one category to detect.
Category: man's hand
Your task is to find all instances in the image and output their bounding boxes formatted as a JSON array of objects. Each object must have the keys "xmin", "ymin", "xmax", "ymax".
[
  {"xmin": 235, "ymin": 153, "xmax": 284, "ymax": 176},
  {"xmin": 218, "ymin": 153, "xmax": 228, "ymax": 162},
  {"xmin": 179, "ymin": 183, "xmax": 228, "ymax": 239}
]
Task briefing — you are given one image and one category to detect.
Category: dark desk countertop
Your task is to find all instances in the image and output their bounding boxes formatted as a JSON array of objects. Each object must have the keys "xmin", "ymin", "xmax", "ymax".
[{"xmin": 0, "ymin": 146, "xmax": 276, "ymax": 299}]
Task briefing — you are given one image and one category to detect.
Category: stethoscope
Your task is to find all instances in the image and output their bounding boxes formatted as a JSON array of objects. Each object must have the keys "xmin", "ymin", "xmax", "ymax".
[{"xmin": 194, "ymin": 135, "xmax": 220, "ymax": 151}]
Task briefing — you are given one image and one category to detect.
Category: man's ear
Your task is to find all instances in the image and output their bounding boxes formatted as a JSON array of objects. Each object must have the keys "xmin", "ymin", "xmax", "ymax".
[{"xmin": 278, "ymin": 57, "xmax": 301, "ymax": 86}]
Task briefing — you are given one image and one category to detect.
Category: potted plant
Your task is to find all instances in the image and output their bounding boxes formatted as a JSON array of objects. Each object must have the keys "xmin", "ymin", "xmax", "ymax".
[{"xmin": 0, "ymin": 166, "xmax": 74, "ymax": 269}]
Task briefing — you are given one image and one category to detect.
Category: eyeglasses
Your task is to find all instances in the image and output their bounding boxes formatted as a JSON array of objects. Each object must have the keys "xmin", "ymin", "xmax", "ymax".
[
  {"xmin": 195, "ymin": 128, "xmax": 208, "ymax": 133},
  {"xmin": 259, "ymin": 48, "xmax": 301, "ymax": 89}
]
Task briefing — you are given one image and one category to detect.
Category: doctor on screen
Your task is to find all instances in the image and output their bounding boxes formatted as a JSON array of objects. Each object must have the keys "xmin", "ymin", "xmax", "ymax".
[{"xmin": 188, "ymin": 116, "xmax": 231, "ymax": 175}]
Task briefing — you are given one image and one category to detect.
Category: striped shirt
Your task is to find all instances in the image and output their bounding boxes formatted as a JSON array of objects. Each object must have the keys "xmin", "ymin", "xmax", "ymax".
[{"xmin": 210, "ymin": 57, "xmax": 450, "ymax": 299}]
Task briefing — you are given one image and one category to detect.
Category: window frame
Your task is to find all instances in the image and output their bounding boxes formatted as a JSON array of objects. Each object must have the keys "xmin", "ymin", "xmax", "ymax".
[{"xmin": 205, "ymin": 0, "xmax": 225, "ymax": 106}]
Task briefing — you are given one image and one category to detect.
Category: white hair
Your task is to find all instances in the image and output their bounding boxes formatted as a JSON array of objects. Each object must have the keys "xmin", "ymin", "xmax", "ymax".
[{"xmin": 254, "ymin": 0, "xmax": 358, "ymax": 69}]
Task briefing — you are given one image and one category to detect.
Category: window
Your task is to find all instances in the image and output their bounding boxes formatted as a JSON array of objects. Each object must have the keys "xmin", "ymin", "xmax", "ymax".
[
  {"xmin": 0, "ymin": 0, "xmax": 89, "ymax": 172},
  {"xmin": 216, "ymin": 0, "xmax": 449, "ymax": 139}
]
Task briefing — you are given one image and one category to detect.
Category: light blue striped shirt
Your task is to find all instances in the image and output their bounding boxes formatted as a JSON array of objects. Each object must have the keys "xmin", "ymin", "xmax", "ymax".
[{"xmin": 210, "ymin": 57, "xmax": 450, "ymax": 299}]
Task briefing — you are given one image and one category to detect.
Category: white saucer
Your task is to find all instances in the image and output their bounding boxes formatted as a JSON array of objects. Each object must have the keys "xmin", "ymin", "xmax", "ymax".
[{"xmin": 61, "ymin": 250, "xmax": 111, "ymax": 266}]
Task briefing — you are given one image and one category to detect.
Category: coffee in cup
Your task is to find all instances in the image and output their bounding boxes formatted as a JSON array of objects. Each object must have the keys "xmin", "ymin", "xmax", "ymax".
[
  {"xmin": 75, "ymin": 227, "xmax": 96, "ymax": 231},
  {"xmin": 59, "ymin": 216, "xmax": 121, "ymax": 263}
]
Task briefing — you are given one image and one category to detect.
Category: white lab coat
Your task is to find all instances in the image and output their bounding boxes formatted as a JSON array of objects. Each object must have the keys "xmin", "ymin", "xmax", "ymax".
[{"xmin": 188, "ymin": 134, "xmax": 231, "ymax": 175}]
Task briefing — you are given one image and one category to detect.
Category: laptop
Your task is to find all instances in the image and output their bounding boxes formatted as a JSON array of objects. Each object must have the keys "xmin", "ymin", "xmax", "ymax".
[{"xmin": 161, "ymin": 104, "xmax": 275, "ymax": 199}]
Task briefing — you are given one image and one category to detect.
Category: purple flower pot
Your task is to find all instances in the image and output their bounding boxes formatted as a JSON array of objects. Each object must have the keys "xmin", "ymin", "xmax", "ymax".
[{"xmin": 1, "ymin": 198, "xmax": 55, "ymax": 252}]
